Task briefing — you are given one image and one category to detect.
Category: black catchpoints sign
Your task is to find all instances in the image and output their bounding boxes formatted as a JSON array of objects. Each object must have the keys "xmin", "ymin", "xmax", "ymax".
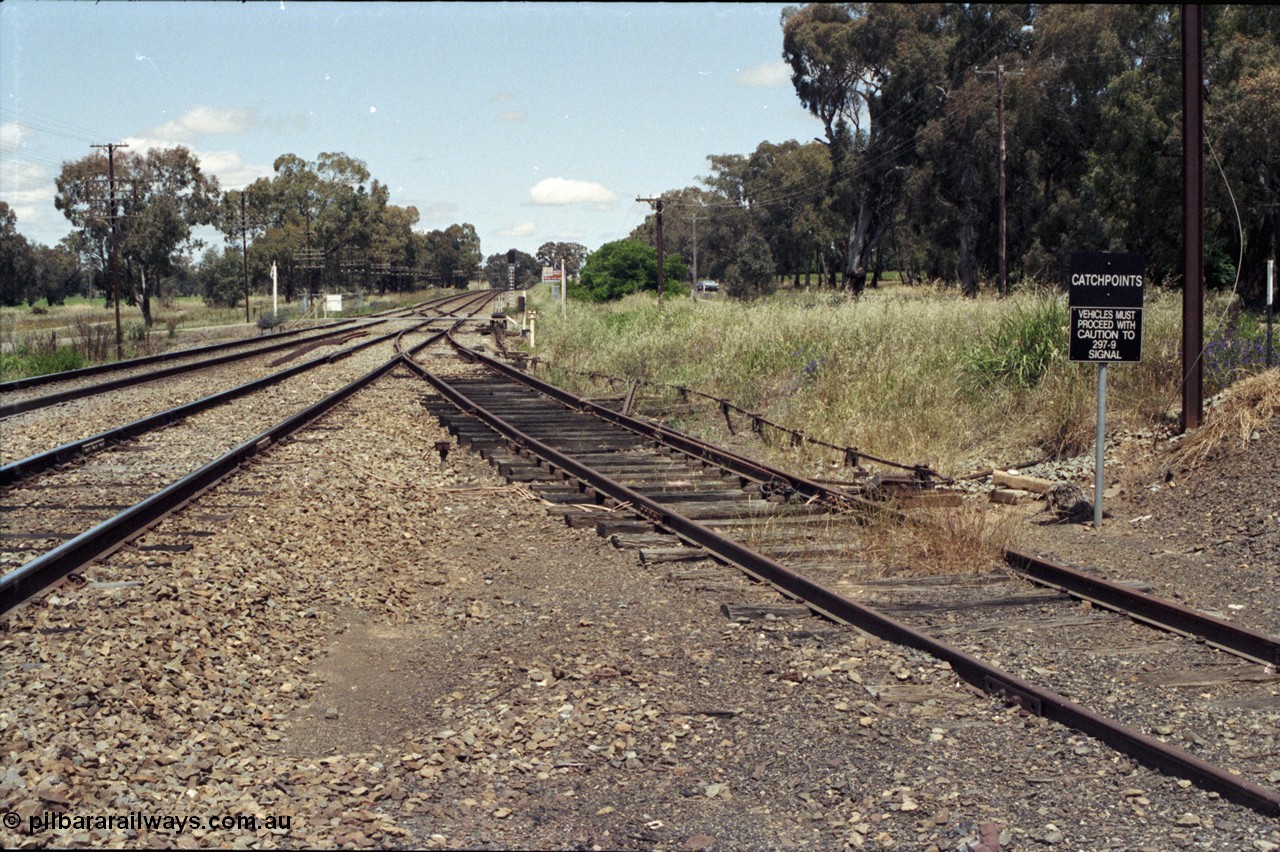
[{"xmin": 1068, "ymin": 252, "xmax": 1145, "ymax": 363}]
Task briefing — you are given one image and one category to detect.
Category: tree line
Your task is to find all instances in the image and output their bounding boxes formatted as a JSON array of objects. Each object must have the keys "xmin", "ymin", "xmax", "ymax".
[
  {"xmin": 1, "ymin": 148, "xmax": 592, "ymax": 321},
  {"xmin": 626, "ymin": 4, "xmax": 1278, "ymax": 303}
]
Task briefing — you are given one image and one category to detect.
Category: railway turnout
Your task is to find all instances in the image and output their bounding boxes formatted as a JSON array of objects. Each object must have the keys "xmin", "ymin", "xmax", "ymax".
[{"xmin": 2, "ymin": 298, "xmax": 1278, "ymax": 845}]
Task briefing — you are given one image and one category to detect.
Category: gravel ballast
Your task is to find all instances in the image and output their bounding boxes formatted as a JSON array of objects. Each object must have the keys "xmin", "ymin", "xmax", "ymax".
[{"xmin": 2, "ymin": 357, "xmax": 1278, "ymax": 850}]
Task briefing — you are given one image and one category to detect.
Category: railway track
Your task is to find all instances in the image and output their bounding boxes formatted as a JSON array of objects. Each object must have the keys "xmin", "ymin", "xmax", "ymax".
[
  {"xmin": 0, "ymin": 289, "xmax": 495, "ymax": 421},
  {"xmin": 403, "ymin": 332, "xmax": 1280, "ymax": 817},
  {"xmin": 3, "ymin": 301, "xmax": 1275, "ymax": 835},
  {"xmin": 0, "ymin": 290, "xmax": 494, "ymax": 465},
  {"xmin": 0, "ymin": 289, "xmax": 499, "ymax": 615}
]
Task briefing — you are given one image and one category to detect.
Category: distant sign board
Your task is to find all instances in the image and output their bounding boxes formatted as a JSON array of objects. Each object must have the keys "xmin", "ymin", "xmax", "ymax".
[
  {"xmin": 1068, "ymin": 252, "xmax": 1144, "ymax": 363},
  {"xmin": 541, "ymin": 266, "xmax": 562, "ymax": 283}
]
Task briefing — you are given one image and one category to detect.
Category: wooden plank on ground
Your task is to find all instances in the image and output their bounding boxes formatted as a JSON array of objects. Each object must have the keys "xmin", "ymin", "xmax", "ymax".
[{"xmin": 720, "ymin": 602, "xmax": 814, "ymax": 620}]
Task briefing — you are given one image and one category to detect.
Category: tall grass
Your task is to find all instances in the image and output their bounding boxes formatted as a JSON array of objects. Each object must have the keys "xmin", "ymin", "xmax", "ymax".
[{"xmin": 526, "ymin": 284, "xmax": 1203, "ymax": 475}]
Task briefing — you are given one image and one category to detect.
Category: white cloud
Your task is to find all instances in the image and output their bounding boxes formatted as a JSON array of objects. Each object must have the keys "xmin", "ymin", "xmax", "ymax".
[
  {"xmin": 416, "ymin": 201, "xmax": 460, "ymax": 227},
  {"xmin": 498, "ymin": 110, "xmax": 527, "ymax": 123},
  {"xmin": 140, "ymin": 106, "xmax": 256, "ymax": 147},
  {"xmin": 0, "ymin": 123, "xmax": 61, "ymax": 239},
  {"xmin": 529, "ymin": 177, "xmax": 618, "ymax": 208},
  {"xmin": 194, "ymin": 150, "xmax": 272, "ymax": 191},
  {"xmin": 0, "ymin": 122, "xmax": 34, "ymax": 156},
  {"xmin": 114, "ymin": 107, "xmax": 272, "ymax": 194},
  {"xmin": 735, "ymin": 60, "xmax": 791, "ymax": 88},
  {"xmin": 496, "ymin": 222, "xmax": 537, "ymax": 238}
]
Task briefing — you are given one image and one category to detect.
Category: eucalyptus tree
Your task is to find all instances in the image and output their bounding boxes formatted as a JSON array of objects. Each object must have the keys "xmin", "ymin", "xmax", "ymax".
[
  {"xmin": 783, "ymin": 3, "xmax": 1033, "ymax": 295},
  {"xmin": 481, "ymin": 249, "xmax": 538, "ymax": 291},
  {"xmin": 1203, "ymin": 4, "xmax": 1280, "ymax": 302},
  {"xmin": 535, "ymin": 241, "xmax": 589, "ymax": 277},
  {"xmin": 420, "ymin": 223, "xmax": 482, "ymax": 288},
  {"xmin": 240, "ymin": 152, "xmax": 386, "ymax": 296},
  {"xmin": 54, "ymin": 146, "xmax": 220, "ymax": 324},
  {"xmin": 0, "ymin": 201, "xmax": 34, "ymax": 307}
]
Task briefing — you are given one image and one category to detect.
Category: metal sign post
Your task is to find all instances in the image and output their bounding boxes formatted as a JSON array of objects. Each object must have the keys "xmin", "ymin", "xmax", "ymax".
[
  {"xmin": 1094, "ymin": 362, "xmax": 1107, "ymax": 528},
  {"xmin": 1069, "ymin": 252, "xmax": 1145, "ymax": 528}
]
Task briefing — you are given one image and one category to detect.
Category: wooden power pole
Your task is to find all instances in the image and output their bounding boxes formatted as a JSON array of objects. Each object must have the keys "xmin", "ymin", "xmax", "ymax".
[
  {"xmin": 637, "ymin": 196, "xmax": 665, "ymax": 303},
  {"xmin": 976, "ymin": 64, "xmax": 1023, "ymax": 296},
  {"xmin": 91, "ymin": 142, "xmax": 128, "ymax": 359}
]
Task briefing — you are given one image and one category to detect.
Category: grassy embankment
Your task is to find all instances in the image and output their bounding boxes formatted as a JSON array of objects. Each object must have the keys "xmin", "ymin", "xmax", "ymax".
[{"xmin": 522, "ymin": 282, "xmax": 1259, "ymax": 479}]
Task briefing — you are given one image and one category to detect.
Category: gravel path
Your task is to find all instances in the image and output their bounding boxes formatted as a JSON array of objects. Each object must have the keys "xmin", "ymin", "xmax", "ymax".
[{"xmin": 3, "ymin": 361, "xmax": 1278, "ymax": 850}]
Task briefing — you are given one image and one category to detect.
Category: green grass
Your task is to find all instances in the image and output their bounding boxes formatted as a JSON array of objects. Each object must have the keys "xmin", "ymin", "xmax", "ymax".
[
  {"xmin": 523, "ymin": 283, "xmax": 1214, "ymax": 476},
  {"xmin": 0, "ymin": 345, "xmax": 86, "ymax": 381}
]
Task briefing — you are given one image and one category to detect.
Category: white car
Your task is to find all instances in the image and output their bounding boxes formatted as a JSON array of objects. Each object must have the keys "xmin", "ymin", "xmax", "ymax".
[{"xmin": 696, "ymin": 279, "xmax": 719, "ymax": 293}]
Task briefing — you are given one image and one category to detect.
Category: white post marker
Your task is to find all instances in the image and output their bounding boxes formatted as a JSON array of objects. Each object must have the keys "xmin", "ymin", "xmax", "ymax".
[
  {"xmin": 271, "ymin": 262, "xmax": 278, "ymax": 316},
  {"xmin": 1068, "ymin": 252, "xmax": 1145, "ymax": 528},
  {"xmin": 1267, "ymin": 259, "xmax": 1274, "ymax": 369}
]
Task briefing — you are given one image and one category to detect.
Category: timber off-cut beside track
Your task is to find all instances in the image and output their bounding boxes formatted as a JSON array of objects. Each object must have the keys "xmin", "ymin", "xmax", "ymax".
[{"xmin": 0, "ymin": 309, "xmax": 1277, "ymax": 849}]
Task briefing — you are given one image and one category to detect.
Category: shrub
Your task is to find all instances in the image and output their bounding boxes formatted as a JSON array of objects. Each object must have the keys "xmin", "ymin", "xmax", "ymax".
[
  {"xmin": 573, "ymin": 240, "xmax": 688, "ymax": 302},
  {"xmin": 962, "ymin": 298, "xmax": 1067, "ymax": 390},
  {"xmin": 1203, "ymin": 311, "xmax": 1279, "ymax": 396},
  {"xmin": 0, "ymin": 344, "xmax": 85, "ymax": 380},
  {"xmin": 257, "ymin": 310, "xmax": 288, "ymax": 331}
]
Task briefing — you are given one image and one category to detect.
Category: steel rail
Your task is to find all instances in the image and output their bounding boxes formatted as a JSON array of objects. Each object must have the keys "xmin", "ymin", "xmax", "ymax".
[
  {"xmin": 0, "ymin": 319, "xmax": 357, "ymax": 394},
  {"xmin": 0, "ymin": 317, "xmax": 478, "ymax": 618},
  {"xmin": 445, "ymin": 333, "xmax": 882, "ymax": 512},
  {"xmin": 1005, "ymin": 548, "xmax": 1280, "ymax": 666},
  {"xmin": 450, "ymin": 336, "xmax": 1280, "ymax": 668},
  {"xmin": 0, "ymin": 288, "xmax": 485, "ymax": 412},
  {"xmin": 410, "ymin": 354, "xmax": 1280, "ymax": 817},
  {"xmin": 0, "ymin": 319, "xmax": 435, "ymax": 487},
  {"xmin": 0, "ymin": 320, "xmax": 395, "ymax": 418}
]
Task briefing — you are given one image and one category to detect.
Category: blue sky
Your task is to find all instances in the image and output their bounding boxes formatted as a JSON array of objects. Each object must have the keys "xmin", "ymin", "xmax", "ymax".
[{"xmin": 1, "ymin": 1, "xmax": 825, "ymax": 259}]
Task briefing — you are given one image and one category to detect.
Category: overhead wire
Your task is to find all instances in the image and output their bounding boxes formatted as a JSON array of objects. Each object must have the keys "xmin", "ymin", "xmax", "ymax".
[{"xmin": 1152, "ymin": 128, "xmax": 1250, "ymax": 423}]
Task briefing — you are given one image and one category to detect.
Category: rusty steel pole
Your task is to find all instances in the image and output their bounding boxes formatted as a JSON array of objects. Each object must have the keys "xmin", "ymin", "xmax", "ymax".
[
  {"xmin": 1182, "ymin": 4, "xmax": 1204, "ymax": 431},
  {"xmin": 656, "ymin": 198, "xmax": 665, "ymax": 303},
  {"xmin": 996, "ymin": 65, "xmax": 1008, "ymax": 296}
]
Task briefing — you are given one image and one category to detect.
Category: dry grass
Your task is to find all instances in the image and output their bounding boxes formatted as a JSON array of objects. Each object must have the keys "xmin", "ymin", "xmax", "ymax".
[
  {"xmin": 735, "ymin": 501, "xmax": 1016, "ymax": 581},
  {"xmin": 856, "ymin": 504, "xmax": 1018, "ymax": 579},
  {"xmin": 1169, "ymin": 367, "xmax": 1280, "ymax": 470},
  {"xmin": 527, "ymin": 284, "xmax": 1211, "ymax": 477}
]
